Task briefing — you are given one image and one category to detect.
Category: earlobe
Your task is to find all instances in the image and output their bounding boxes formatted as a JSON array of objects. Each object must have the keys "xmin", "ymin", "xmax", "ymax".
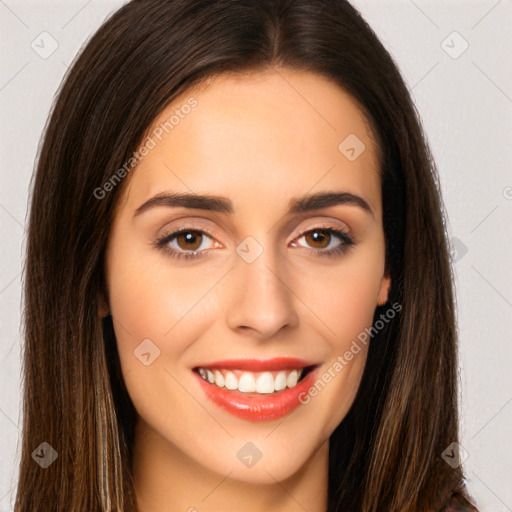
[
  {"xmin": 98, "ymin": 289, "xmax": 110, "ymax": 318},
  {"xmin": 377, "ymin": 276, "xmax": 391, "ymax": 306}
]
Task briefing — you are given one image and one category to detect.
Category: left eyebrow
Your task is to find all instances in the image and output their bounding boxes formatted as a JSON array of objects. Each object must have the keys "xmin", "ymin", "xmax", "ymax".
[
  {"xmin": 288, "ymin": 191, "xmax": 374, "ymax": 217},
  {"xmin": 133, "ymin": 190, "xmax": 374, "ymax": 218}
]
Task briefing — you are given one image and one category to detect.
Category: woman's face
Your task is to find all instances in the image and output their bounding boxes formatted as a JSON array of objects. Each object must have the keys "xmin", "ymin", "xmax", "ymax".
[{"xmin": 102, "ymin": 68, "xmax": 390, "ymax": 483}]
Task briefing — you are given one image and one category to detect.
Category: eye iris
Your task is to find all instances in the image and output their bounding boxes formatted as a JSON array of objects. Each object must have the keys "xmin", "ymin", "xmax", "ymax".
[
  {"xmin": 306, "ymin": 229, "xmax": 330, "ymax": 249},
  {"xmin": 177, "ymin": 231, "xmax": 202, "ymax": 251}
]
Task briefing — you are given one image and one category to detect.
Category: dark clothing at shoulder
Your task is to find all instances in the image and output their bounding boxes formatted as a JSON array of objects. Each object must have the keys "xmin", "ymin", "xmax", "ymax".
[{"xmin": 442, "ymin": 492, "xmax": 479, "ymax": 511}]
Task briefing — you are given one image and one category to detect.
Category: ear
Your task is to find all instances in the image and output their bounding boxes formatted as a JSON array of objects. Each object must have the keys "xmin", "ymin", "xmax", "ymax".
[
  {"xmin": 377, "ymin": 275, "xmax": 391, "ymax": 307},
  {"xmin": 98, "ymin": 288, "xmax": 110, "ymax": 318}
]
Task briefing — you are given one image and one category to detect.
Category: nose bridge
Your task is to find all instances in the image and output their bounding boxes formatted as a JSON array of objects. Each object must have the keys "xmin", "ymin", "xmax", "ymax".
[{"xmin": 226, "ymin": 234, "xmax": 299, "ymax": 337}]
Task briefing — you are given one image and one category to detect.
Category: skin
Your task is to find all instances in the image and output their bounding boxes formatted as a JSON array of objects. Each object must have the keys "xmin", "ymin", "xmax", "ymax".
[{"xmin": 100, "ymin": 68, "xmax": 390, "ymax": 512}]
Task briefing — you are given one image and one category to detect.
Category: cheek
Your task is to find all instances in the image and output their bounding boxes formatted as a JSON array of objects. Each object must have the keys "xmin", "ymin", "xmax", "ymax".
[
  {"xmin": 292, "ymin": 249, "xmax": 382, "ymax": 429},
  {"xmin": 300, "ymin": 253, "xmax": 384, "ymax": 343},
  {"xmin": 105, "ymin": 250, "xmax": 217, "ymax": 427},
  {"xmin": 105, "ymin": 239, "xmax": 217, "ymax": 368}
]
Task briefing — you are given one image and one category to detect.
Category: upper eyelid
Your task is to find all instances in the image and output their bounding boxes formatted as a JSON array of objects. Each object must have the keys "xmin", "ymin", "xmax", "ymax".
[
  {"xmin": 157, "ymin": 223, "xmax": 352, "ymax": 249},
  {"xmin": 157, "ymin": 217, "xmax": 352, "ymax": 242},
  {"xmin": 157, "ymin": 225, "xmax": 220, "ymax": 244}
]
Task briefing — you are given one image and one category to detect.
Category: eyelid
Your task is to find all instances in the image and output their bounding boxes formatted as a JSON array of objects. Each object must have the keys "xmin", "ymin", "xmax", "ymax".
[
  {"xmin": 153, "ymin": 219, "xmax": 355, "ymax": 259},
  {"xmin": 153, "ymin": 223, "xmax": 223, "ymax": 249},
  {"xmin": 290, "ymin": 218, "xmax": 353, "ymax": 241}
]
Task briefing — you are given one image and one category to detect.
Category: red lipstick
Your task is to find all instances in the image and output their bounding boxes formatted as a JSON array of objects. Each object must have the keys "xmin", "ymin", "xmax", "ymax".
[
  {"xmin": 194, "ymin": 357, "xmax": 314, "ymax": 372},
  {"xmin": 192, "ymin": 357, "xmax": 319, "ymax": 422}
]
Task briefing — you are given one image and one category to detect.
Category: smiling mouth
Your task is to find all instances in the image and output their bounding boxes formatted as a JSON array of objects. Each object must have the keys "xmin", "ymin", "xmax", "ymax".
[
  {"xmin": 192, "ymin": 365, "xmax": 316, "ymax": 396},
  {"xmin": 192, "ymin": 361, "xmax": 320, "ymax": 422}
]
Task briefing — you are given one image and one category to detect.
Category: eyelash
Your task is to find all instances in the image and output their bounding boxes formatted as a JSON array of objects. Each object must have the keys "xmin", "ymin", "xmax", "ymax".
[{"xmin": 152, "ymin": 225, "xmax": 355, "ymax": 261}]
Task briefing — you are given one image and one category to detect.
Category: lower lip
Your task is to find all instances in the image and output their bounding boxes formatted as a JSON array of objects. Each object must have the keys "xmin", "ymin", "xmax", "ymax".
[{"xmin": 193, "ymin": 367, "xmax": 318, "ymax": 422}]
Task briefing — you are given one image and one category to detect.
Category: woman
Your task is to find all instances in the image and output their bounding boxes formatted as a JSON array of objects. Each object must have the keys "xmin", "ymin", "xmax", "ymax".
[{"xmin": 16, "ymin": 0, "xmax": 479, "ymax": 510}]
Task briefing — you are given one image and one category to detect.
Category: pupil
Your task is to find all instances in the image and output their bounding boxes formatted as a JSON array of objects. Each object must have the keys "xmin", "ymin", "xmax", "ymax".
[
  {"xmin": 309, "ymin": 230, "xmax": 328, "ymax": 248},
  {"xmin": 179, "ymin": 231, "xmax": 201, "ymax": 250}
]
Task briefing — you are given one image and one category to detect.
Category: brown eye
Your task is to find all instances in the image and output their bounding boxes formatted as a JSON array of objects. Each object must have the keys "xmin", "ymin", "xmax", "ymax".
[
  {"xmin": 304, "ymin": 229, "xmax": 332, "ymax": 249},
  {"xmin": 292, "ymin": 227, "xmax": 355, "ymax": 258},
  {"xmin": 175, "ymin": 230, "xmax": 203, "ymax": 251},
  {"xmin": 155, "ymin": 228, "xmax": 217, "ymax": 260}
]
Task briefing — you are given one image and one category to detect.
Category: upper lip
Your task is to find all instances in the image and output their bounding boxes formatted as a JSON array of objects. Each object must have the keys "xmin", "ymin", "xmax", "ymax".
[{"xmin": 192, "ymin": 357, "xmax": 318, "ymax": 372}]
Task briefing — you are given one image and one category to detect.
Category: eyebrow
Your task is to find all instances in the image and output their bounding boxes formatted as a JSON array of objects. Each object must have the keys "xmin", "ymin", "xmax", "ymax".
[{"xmin": 133, "ymin": 190, "xmax": 374, "ymax": 218}]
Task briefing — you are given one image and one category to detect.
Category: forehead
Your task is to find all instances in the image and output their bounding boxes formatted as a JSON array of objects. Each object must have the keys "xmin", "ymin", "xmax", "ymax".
[{"xmin": 120, "ymin": 68, "xmax": 381, "ymax": 217}]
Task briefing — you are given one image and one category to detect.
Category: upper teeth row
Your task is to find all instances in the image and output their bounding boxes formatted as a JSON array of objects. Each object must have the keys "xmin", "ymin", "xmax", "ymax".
[{"xmin": 197, "ymin": 368, "xmax": 304, "ymax": 394}]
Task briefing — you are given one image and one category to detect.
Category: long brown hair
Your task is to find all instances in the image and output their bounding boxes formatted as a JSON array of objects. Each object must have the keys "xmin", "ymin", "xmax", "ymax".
[{"xmin": 16, "ymin": 1, "xmax": 476, "ymax": 510}]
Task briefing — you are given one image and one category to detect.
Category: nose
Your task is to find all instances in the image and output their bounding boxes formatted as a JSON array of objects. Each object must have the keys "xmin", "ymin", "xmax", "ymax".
[{"xmin": 225, "ymin": 242, "xmax": 299, "ymax": 340}]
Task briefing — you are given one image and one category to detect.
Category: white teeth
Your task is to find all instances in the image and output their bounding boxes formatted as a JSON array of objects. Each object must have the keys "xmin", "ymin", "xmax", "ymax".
[
  {"xmin": 274, "ymin": 371, "xmax": 287, "ymax": 391},
  {"xmin": 287, "ymin": 369, "xmax": 298, "ymax": 388},
  {"xmin": 214, "ymin": 370, "xmax": 224, "ymax": 387},
  {"xmin": 255, "ymin": 372, "xmax": 275, "ymax": 394},
  {"xmin": 238, "ymin": 372, "xmax": 256, "ymax": 392},
  {"xmin": 224, "ymin": 371, "xmax": 238, "ymax": 390},
  {"xmin": 196, "ymin": 367, "xmax": 306, "ymax": 394}
]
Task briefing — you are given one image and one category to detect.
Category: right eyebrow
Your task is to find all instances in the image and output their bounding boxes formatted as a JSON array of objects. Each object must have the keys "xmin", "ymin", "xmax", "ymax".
[{"xmin": 134, "ymin": 192, "xmax": 233, "ymax": 217}]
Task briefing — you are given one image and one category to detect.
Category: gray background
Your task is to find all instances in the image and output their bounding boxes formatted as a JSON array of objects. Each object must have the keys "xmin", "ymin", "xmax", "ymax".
[{"xmin": 1, "ymin": 1, "xmax": 511, "ymax": 510}]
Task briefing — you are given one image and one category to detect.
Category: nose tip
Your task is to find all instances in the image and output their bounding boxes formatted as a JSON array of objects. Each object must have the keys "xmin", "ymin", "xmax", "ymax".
[{"xmin": 226, "ymin": 251, "xmax": 299, "ymax": 339}]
